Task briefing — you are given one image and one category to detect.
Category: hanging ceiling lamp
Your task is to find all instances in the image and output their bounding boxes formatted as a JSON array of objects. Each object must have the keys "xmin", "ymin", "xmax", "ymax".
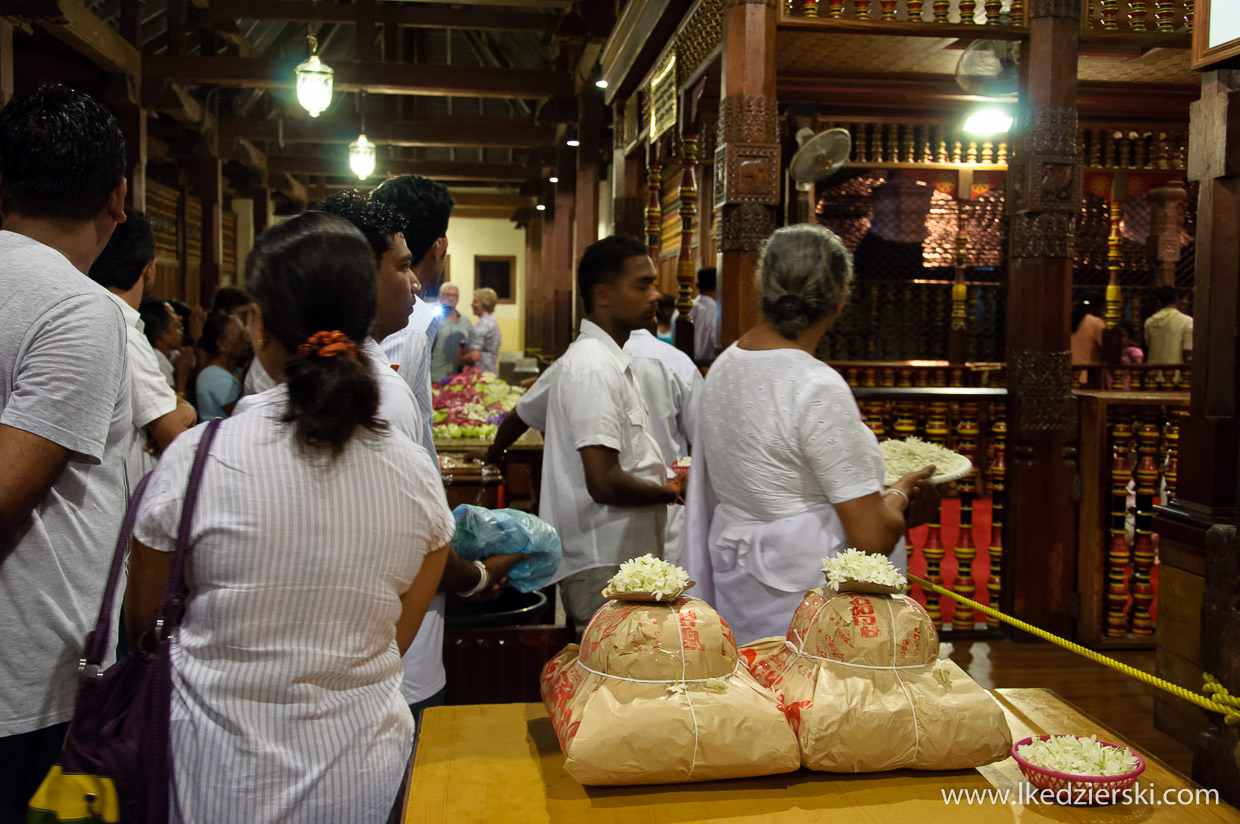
[
  {"xmin": 349, "ymin": 91, "xmax": 376, "ymax": 180},
  {"xmin": 295, "ymin": 34, "xmax": 333, "ymax": 118}
]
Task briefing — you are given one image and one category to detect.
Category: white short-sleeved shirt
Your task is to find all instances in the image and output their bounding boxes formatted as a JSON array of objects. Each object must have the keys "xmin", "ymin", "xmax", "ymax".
[
  {"xmin": 242, "ymin": 356, "xmax": 277, "ymax": 396},
  {"xmin": 689, "ymin": 294, "xmax": 719, "ymax": 362},
  {"xmin": 1144, "ymin": 306, "xmax": 1194, "ymax": 365},
  {"xmin": 541, "ymin": 320, "xmax": 668, "ymax": 581},
  {"xmin": 155, "ymin": 348, "xmax": 177, "ymax": 388},
  {"xmin": 382, "ymin": 306, "xmax": 437, "ymax": 458},
  {"xmin": 624, "ymin": 329, "xmax": 703, "ymax": 463},
  {"xmin": 0, "ymin": 230, "xmax": 131, "ymax": 736},
  {"xmin": 106, "ymin": 292, "xmax": 178, "ymax": 491},
  {"xmin": 134, "ymin": 389, "xmax": 454, "ymax": 823}
]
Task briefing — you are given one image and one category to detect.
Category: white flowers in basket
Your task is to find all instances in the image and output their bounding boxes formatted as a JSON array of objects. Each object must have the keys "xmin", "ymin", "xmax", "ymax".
[
  {"xmin": 1016, "ymin": 735, "xmax": 1139, "ymax": 778},
  {"xmin": 607, "ymin": 554, "xmax": 691, "ymax": 602},
  {"xmin": 823, "ymin": 548, "xmax": 909, "ymax": 593}
]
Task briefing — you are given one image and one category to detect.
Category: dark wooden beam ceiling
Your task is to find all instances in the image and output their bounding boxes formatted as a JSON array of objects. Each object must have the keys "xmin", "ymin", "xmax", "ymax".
[
  {"xmin": 210, "ymin": 0, "xmax": 557, "ymax": 33},
  {"xmin": 218, "ymin": 115, "xmax": 554, "ymax": 149},
  {"xmin": 0, "ymin": 0, "xmax": 140, "ymax": 76},
  {"xmin": 267, "ymin": 154, "xmax": 535, "ymax": 182},
  {"xmin": 142, "ymin": 56, "xmax": 572, "ymax": 99}
]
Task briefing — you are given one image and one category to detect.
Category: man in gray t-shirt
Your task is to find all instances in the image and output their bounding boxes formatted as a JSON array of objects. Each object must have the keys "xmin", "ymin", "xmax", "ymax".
[{"xmin": 0, "ymin": 85, "xmax": 131, "ymax": 815}]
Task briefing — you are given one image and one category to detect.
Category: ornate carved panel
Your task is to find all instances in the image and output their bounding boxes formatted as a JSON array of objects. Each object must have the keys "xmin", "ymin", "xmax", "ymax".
[
  {"xmin": 613, "ymin": 196, "xmax": 646, "ymax": 238},
  {"xmin": 1008, "ymin": 350, "xmax": 1077, "ymax": 434},
  {"xmin": 719, "ymin": 94, "xmax": 778, "ymax": 144},
  {"xmin": 1010, "ymin": 211, "xmax": 1077, "ymax": 259},
  {"xmin": 716, "ymin": 94, "xmax": 780, "ymax": 207},
  {"xmin": 718, "ymin": 202, "xmax": 777, "ymax": 252},
  {"xmin": 1027, "ymin": 0, "xmax": 1080, "ymax": 19},
  {"xmin": 677, "ymin": 0, "xmax": 724, "ymax": 88},
  {"xmin": 1008, "ymin": 106, "xmax": 1082, "ymax": 215}
]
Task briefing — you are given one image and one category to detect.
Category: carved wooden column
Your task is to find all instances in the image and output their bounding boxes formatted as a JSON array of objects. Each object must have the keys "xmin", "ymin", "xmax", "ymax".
[
  {"xmin": 1154, "ymin": 71, "xmax": 1240, "ymax": 795},
  {"xmin": 716, "ymin": 0, "xmax": 779, "ymax": 347},
  {"xmin": 948, "ymin": 169, "xmax": 973, "ymax": 364},
  {"xmin": 195, "ymin": 156, "xmax": 223, "ymax": 307},
  {"xmin": 575, "ymin": 96, "xmax": 602, "ymax": 265},
  {"xmin": 612, "ymin": 102, "xmax": 646, "ymax": 239},
  {"xmin": 0, "ymin": 20, "xmax": 14, "ymax": 109},
  {"xmin": 675, "ymin": 134, "xmax": 699, "ymax": 355},
  {"xmin": 1147, "ymin": 180, "xmax": 1187, "ymax": 288},
  {"xmin": 1003, "ymin": 0, "xmax": 1081, "ymax": 639}
]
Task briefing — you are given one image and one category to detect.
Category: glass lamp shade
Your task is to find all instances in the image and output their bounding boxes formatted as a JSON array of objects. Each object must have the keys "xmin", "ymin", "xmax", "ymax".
[
  {"xmin": 349, "ymin": 134, "xmax": 377, "ymax": 180},
  {"xmin": 295, "ymin": 54, "xmax": 334, "ymax": 118}
]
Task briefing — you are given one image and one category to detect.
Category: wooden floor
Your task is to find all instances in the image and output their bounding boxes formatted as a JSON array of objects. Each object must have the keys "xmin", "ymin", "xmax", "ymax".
[{"xmin": 942, "ymin": 638, "xmax": 1196, "ymax": 775}]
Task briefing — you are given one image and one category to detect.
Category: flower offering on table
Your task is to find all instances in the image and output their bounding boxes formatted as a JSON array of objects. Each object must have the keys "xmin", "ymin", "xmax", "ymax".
[{"xmin": 431, "ymin": 367, "xmax": 525, "ymax": 441}]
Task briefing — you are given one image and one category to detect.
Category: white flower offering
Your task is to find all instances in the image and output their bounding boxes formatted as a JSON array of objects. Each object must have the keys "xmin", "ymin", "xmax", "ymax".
[
  {"xmin": 879, "ymin": 436, "xmax": 973, "ymax": 485},
  {"xmin": 605, "ymin": 554, "xmax": 692, "ymax": 602},
  {"xmin": 672, "ymin": 456, "xmax": 692, "ymax": 468},
  {"xmin": 1016, "ymin": 735, "xmax": 1139, "ymax": 777},
  {"xmin": 823, "ymin": 548, "xmax": 908, "ymax": 593}
]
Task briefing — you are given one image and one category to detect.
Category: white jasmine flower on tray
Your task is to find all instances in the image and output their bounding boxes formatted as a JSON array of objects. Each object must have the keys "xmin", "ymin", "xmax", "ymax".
[
  {"xmin": 1015, "ymin": 735, "xmax": 1138, "ymax": 777},
  {"xmin": 607, "ymin": 554, "xmax": 691, "ymax": 601},
  {"xmin": 879, "ymin": 436, "xmax": 973, "ymax": 485},
  {"xmin": 823, "ymin": 548, "xmax": 908, "ymax": 592}
]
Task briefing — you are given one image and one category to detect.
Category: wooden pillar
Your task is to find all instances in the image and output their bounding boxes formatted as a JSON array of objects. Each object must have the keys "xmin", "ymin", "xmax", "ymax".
[
  {"xmin": 549, "ymin": 168, "xmax": 576, "ymax": 356},
  {"xmin": 1003, "ymin": 0, "xmax": 1081, "ymax": 639},
  {"xmin": 575, "ymin": 97, "xmax": 602, "ymax": 264},
  {"xmin": 197, "ymin": 156, "xmax": 223, "ymax": 307},
  {"xmin": 674, "ymin": 132, "xmax": 699, "ymax": 355},
  {"xmin": 948, "ymin": 168, "xmax": 973, "ymax": 364},
  {"xmin": 0, "ymin": 20, "xmax": 14, "ymax": 108},
  {"xmin": 1155, "ymin": 72, "xmax": 1240, "ymax": 797},
  {"xmin": 115, "ymin": 103, "xmax": 147, "ymax": 211},
  {"xmin": 715, "ymin": 0, "xmax": 779, "ymax": 348},
  {"xmin": 1147, "ymin": 181, "xmax": 1187, "ymax": 288},
  {"xmin": 252, "ymin": 187, "xmax": 272, "ymax": 235},
  {"xmin": 612, "ymin": 101, "xmax": 645, "ymax": 239}
]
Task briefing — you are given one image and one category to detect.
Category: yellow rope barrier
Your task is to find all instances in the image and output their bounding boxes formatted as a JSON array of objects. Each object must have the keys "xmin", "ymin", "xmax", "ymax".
[{"xmin": 907, "ymin": 573, "xmax": 1240, "ymax": 726}]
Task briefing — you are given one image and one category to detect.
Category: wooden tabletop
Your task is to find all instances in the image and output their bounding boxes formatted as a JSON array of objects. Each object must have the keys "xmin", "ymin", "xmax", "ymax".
[{"xmin": 402, "ymin": 689, "xmax": 1240, "ymax": 823}]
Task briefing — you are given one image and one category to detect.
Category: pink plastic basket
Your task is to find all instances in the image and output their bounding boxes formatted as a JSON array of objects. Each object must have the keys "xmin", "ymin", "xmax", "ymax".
[
  {"xmin": 669, "ymin": 462, "xmax": 690, "ymax": 484},
  {"xmin": 1011, "ymin": 735, "xmax": 1146, "ymax": 806}
]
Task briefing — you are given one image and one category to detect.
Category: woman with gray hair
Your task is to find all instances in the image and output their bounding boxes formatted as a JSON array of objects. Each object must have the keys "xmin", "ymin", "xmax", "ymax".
[
  {"xmin": 683, "ymin": 224, "xmax": 938, "ymax": 643},
  {"xmin": 461, "ymin": 287, "xmax": 502, "ymax": 373}
]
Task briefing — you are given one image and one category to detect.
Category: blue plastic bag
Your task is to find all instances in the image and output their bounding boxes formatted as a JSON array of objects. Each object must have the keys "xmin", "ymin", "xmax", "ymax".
[{"xmin": 450, "ymin": 505, "xmax": 563, "ymax": 593}]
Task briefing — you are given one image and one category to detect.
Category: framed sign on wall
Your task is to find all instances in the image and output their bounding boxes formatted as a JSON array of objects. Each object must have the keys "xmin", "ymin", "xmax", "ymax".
[{"xmin": 1193, "ymin": 0, "xmax": 1240, "ymax": 70}]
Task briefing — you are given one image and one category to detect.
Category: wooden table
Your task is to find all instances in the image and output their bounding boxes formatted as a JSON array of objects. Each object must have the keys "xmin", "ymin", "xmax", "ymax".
[{"xmin": 402, "ymin": 689, "xmax": 1240, "ymax": 823}]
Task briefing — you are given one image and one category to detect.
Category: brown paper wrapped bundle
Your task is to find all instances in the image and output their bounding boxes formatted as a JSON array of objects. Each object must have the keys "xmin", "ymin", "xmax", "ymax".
[
  {"xmin": 540, "ymin": 595, "xmax": 801, "ymax": 785},
  {"xmin": 740, "ymin": 587, "xmax": 1012, "ymax": 772}
]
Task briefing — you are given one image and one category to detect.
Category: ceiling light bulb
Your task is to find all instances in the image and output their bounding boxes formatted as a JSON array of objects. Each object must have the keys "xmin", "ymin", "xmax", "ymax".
[
  {"xmin": 595, "ymin": 78, "xmax": 608, "ymax": 89},
  {"xmin": 536, "ymin": 204, "xmax": 546, "ymax": 211},
  {"xmin": 349, "ymin": 134, "xmax": 376, "ymax": 180},
  {"xmin": 566, "ymin": 137, "xmax": 580, "ymax": 147},
  {"xmin": 549, "ymin": 176, "xmax": 559, "ymax": 183},
  {"xmin": 963, "ymin": 108, "xmax": 1014, "ymax": 136}
]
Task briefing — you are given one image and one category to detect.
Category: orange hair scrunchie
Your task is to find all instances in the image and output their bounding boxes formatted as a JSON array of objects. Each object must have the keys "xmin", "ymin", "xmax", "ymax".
[{"xmin": 297, "ymin": 330, "xmax": 358, "ymax": 359}]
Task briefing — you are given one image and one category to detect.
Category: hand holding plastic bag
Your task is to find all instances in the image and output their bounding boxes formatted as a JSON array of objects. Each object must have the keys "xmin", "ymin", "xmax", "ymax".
[{"xmin": 450, "ymin": 505, "xmax": 562, "ymax": 592}]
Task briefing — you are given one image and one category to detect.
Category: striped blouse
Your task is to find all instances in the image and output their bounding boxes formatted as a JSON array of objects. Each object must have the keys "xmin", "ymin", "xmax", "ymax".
[{"xmin": 134, "ymin": 386, "xmax": 455, "ymax": 823}]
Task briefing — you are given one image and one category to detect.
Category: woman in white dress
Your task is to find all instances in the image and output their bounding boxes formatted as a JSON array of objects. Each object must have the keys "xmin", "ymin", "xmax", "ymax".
[
  {"xmin": 125, "ymin": 212, "xmax": 453, "ymax": 823},
  {"xmin": 684, "ymin": 224, "xmax": 939, "ymax": 645}
]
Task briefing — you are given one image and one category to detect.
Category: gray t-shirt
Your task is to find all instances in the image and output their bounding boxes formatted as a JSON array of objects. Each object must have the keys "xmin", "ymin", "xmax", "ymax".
[
  {"xmin": 0, "ymin": 230, "xmax": 131, "ymax": 736},
  {"xmin": 467, "ymin": 313, "xmax": 502, "ymax": 374}
]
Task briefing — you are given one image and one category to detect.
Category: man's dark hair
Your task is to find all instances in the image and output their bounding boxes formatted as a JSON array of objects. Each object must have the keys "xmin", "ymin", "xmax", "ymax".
[
  {"xmin": 139, "ymin": 298, "xmax": 173, "ymax": 347},
  {"xmin": 199, "ymin": 312, "xmax": 235, "ymax": 357},
  {"xmin": 316, "ymin": 190, "xmax": 404, "ymax": 264},
  {"xmin": 696, "ymin": 267, "xmax": 717, "ymax": 293},
  {"xmin": 88, "ymin": 209, "xmax": 155, "ymax": 291},
  {"xmin": 211, "ymin": 286, "xmax": 251, "ymax": 315},
  {"xmin": 577, "ymin": 235, "xmax": 649, "ymax": 314},
  {"xmin": 1154, "ymin": 285, "xmax": 1178, "ymax": 307},
  {"xmin": 0, "ymin": 84, "xmax": 126, "ymax": 221},
  {"xmin": 371, "ymin": 175, "xmax": 454, "ymax": 264},
  {"xmin": 657, "ymin": 294, "xmax": 676, "ymax": 312}
]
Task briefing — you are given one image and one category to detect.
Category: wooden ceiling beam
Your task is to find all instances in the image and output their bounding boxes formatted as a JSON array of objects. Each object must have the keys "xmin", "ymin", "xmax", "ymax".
[
  {"xmin": 218, "ymin": 115, "xmax": 554, "ymax": 149},
  {"xmin": 142, "ymin": 56, "xmax": 572, "ymax": 99},
  {"xmin": 0, "ymin": 0, "xmax": 140, "ymax": 77},
  {"xmin": 210, "ymin": 0, "xmax": 557, "ymax": 32},
  {"xmin": 268, "ymin": 155, "xmax": 534, "ymax": 182}
]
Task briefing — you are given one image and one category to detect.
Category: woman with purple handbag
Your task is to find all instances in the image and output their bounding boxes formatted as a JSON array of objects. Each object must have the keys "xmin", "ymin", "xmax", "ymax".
[{"xmin": 111, "ymin": 212, "xmax": 451, "ymax": 822}]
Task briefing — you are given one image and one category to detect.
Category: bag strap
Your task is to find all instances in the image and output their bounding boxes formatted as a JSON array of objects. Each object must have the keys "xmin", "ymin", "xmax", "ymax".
[
  {"xmin": 155, "ymin": 417, "xmax": 223, "ymax": 634},
  {"xmin": 81, "ymin": 471, "xmax": 156, "ymax": 668}
]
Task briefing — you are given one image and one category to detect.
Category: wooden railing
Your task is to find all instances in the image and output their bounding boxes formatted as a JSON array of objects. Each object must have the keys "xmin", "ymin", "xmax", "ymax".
[
  {"xmin": 781, "ymin": 0, "xmax": 1027, "ymax": 28},
  {"xmin": 1081, "ymin": 0, "xmax": 1193, "ymax": 36},
  {"xmin": 1077, "ymin": 363, "xmax": 1192, "ymax": 392}
]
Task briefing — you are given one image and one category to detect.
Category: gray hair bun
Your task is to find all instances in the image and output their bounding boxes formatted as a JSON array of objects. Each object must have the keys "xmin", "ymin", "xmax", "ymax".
[{"xmin": 758, "ymin": 224, "xmax": 854, "ymax": 340}]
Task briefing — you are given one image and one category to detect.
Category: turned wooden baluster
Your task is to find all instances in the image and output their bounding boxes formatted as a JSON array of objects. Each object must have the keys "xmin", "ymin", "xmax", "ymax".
[
  {"xmin": 1186, "ymin": 0, "xmax": 1193, "ymax": 31},
  {"xmin": 855, "ymin": 0, "xmax": 873, "ymax": 19},
  {"xmin": 1106, "ymin": 418, "xmax": 1134, "ymax": 637},
  {"xmin": 805, "ymin": 0, "xmax": 823, "ymax": 18},
  {"xmin": 1089, "ymin": 129, "xmax": 1103, "ymax": 167},
  {"xmin": 676, "ymin": 135, "xmax": 698, "ymax": 353},
  {"xmin": 1011, "ymin": 0, "xmax": 1024, "ymax": 26},
  {"xmin": 959, "ymin": 0, "xmax": 976, "ymax": 23},
  {"xmin": 881, "ymin": 0, "xmax": 897, "ymax": 21},
  {"xmin": 926, "ymin": 402, "xmax": 950, "ymax": 446},
  {"xmin": 880, "ymin": 367, "xmax": 896, "ymax": 388},
  {"xmin": 967, "ymin": 141, "xmax": 978, "ymax": 163},
  {"xmin": 1106, "ymin": 201, "xmax": 1124, "ymax": 387},
  {"xmin": 1155, "ymin": 0, "xmax": 1175, "ymax": 32},
  {"xmin": 922, "ymin": 510, "xmax": 946, "ymax": 630},
  {"xmin": 982, "ymin": 141, "xmax": 994, "ymax": 164},
  {"xmin": 908, "ymin": 0, "xmax": 925, "ymax": 22},
  {"xmin": 998, "ymin": 141, "xmax": 1008, "ymax": 164},
  {"xmin": 887, "ymin": 125, "xmax": 900, "ymax": 165},
  {"xmin": 984, "ymin": 0, "xmax": 1001, "ymax": 24},
  {"xmin": 785, "ymin": 0, "xmax": 796, "ymax": 16},
  {"xmin": 986, "ymin": 411, "xmax": 1006, "ymax": 628},
  {"xmin": 898, "ymin": 367, "xmax": 914, "ymax": 388},
  {"xmin": 646, "ymin": 164, "xmax": 662, "ymax": 263},
  {"xmin": 863, "ymin": 401, "xmax": 886, "ymax": 439},
  {"xmin": 903, "ymin": 127, "xmax": 915, "ymax": 164},
  {"xmin": 1131, "ymin": 418, "xmax": 1160, "ymax": 636},
  {"xmin": 933, "ymin": 0, "xmax": 950, "ymax": 23},
  {"xmin": 1163, "ymin": 411, "xmax": 1181, "ymax": 499},
  {"xmin": 1101, "ymin": 0, "xmax": 1120, "ymax": 29},
  {"xmin": 952, "ymin": 408, "xmax": 980, "ymax": 630},
  {"xmin": 952, "ymin": 138, "xmax": 963, "ymax": 164}
]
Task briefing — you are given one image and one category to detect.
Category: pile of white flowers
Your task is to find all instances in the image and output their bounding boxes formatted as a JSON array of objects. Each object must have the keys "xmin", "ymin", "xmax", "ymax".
[
  {"xmin": 608, "ymin": 554, "xmax": 691, "ymax": 601},
  {"xmin": 672, "ymin": 457, "xmax": 692, "ymax": 468},
  {"xmin": 879, "ymin": 436, "xmax": 971, "ymax": 484},
  {"xmin": 823, "ymin": 548, "xmax": 908, "ymax": 592},
  {"xmin": 1016, "ymin": 735, "xmax": 1138, "ymax": 777}
]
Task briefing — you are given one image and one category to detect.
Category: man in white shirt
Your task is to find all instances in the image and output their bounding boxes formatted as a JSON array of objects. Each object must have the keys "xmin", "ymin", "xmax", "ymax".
[
  {"xmin": 1144, "ymin": 285, "xmax": 1193, "ymax": 365},
  {"xmin": 373, "ymin": 175, "xmax": 455, "ymax": 458},
  {"xmin": 688, "ymin": 266, "xmax": 720, "ymax": 363},
  {"xmin": 541, "ymin": 236, "xmax": 680, "ymax": 633},
  {"xmin": 0, "ymin": 84, "xmax": 133, "ymax": 816},
  {"xmin": 88, "ymin": 210, "xmax": 198, "ymax": 491},
  {"xmin": 318, "ymin": 191, "xmax": 521, "ymax": 716}
]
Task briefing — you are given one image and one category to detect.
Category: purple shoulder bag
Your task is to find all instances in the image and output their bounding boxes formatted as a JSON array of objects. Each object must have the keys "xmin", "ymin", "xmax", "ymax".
[{"xmin": 28, "ymin": 417, "xmax": 222, "ymax": 824}]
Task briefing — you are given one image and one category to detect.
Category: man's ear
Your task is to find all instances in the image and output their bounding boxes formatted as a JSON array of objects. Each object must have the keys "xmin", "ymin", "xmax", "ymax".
[
  {"xmin": 106, "ymin": 179, "xmax": 128, "ymax": 224},
  {"xmin": 142, "ymin": 259, "xmax": 157, "ymax": 287}
]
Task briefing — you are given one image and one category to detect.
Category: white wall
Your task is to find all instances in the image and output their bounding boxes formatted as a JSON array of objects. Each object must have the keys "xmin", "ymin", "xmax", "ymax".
[{"xmin": 444, "ymin": 217, "xmax": 527, "ymax": 353}]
